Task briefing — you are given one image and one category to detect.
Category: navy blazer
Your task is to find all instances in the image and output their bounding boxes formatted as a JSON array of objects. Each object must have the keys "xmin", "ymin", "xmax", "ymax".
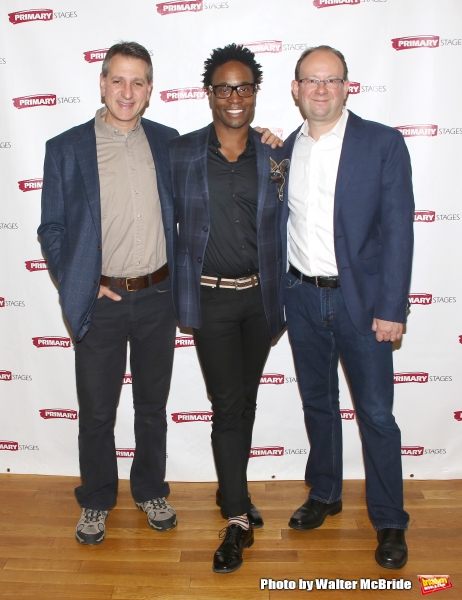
[
  {"xmin": 169, "ymin": 124, "xmax": 287, "ymax": 339},
  {"xmin": 283, "ymin": 111, "xmax": 414, "ymax": 335},
  {"xmin": 38, "ymin": 117, "xmax": 179, "ymax": 342}
]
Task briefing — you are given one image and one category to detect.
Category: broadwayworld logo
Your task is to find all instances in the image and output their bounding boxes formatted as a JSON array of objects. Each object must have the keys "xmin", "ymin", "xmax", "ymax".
[
  {"xmin": 156, "ymin": 0, "xmax": 203, "ymax": 15},
  {"xmin": 313, "ymin": 0, "xmax": 360, "ymax": 7},
  {"xmin": 159, "ymin": 88, "xmax": 206, "ymax": 102},
  {"xmin": 418, "ymin": 575, "xmax": 452, "ymax": 595},
  {"xmin": 12, "ymin": 94, "xmax": 56, "ymax": 109},
  {"xmin": 18, "ymin": 178, "xmax": 43, "ymax": 192},
  {"xmin": 391, "ymin": 35, "xmax": 440, "ymax": 51},
  {"xmin": 171, "ymin": 411, "xmax": 213, "ymax": 423},
  {"xmin": 8, "ymin": 9, "xmax": 53, "ymax": 24},
  {"xmin": 39, "ymin": 409, "xmax": 77, "ymax": 420},
  {"xmin": 250, "ymin": 446, "xmax": 284, "ymax": 458}
]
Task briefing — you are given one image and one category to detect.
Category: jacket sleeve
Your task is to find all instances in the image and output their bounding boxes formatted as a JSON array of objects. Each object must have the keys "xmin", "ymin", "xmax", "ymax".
[
  {"xmin": 37, "ymin": 142, "xmax": 65, "ymax": 282},
  {"xmin": 374, "ymin": 131, "xmax": 414, "ymax": 323}
]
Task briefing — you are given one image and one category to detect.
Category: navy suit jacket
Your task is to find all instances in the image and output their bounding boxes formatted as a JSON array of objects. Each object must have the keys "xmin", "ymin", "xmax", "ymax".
[
  {"xmin": 169, "ymin": 124, "xmax": 287, "ymax": 339},
  {"xmin": 38, "ymin": 117, "xmax": 179, "ymax": 342},
  {"xmin": 283, "ymin": 111, "xmax": 414, "ymax": 335}
]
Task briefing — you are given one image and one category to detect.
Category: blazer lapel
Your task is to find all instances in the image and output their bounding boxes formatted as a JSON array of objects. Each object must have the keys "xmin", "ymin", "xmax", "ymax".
[
  {"xmin": 73, "ymin": 120, "xmax": 101, "ymax": 242},
  {"xmin": 334, "ymin": 111, "xmax": 364, "ymax": 218},
  {"xmin": 193, "ymin": 125, "xmax": 211, "ymax": 212},
  {"xmin": 254, "ymin": 129, "xmax": 270, "ymax": 231}
]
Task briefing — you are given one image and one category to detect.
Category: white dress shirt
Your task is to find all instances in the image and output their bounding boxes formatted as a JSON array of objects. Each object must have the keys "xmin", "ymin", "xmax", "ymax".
[{"xmin": 288, "ymin": 109, "xmax": 349, "ymax": 277}]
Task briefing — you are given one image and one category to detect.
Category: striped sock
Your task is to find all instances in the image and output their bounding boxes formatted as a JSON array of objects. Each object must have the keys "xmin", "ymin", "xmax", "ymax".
[{"xmin": 228, "ymin": 514, "xmax": 249, "ymax": 530}]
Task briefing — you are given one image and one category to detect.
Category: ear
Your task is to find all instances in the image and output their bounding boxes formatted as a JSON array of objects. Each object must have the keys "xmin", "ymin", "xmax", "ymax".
[
  {"xmin": 343, "ymin": 79, "xmax": 349, "ymax": 101},
  {"xmin": 146, "ymin": 81, "xmax": 154, "ymax": 102},
  {"xmin": 291, "ymin": 79, "xmax": 299, "ymax": 101},
  {"xmin": 100, "ymin": 73, "xmax": 106, "ymax": 99}
]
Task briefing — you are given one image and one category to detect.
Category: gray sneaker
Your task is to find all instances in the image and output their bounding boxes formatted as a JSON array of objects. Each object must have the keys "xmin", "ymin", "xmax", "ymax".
[
  {"xmin": 75, "ymin": 508, "xmax": 108, "ymax": 545},
  {"xmin": 136, "ymin": 497, "xmax": 177, "ymax": 531}
]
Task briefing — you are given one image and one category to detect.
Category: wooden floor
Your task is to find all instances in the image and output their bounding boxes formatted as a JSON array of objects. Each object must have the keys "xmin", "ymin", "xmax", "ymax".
[{"xmin": 0, "ymin": 476, "xmax": 460, "ymax": 599}]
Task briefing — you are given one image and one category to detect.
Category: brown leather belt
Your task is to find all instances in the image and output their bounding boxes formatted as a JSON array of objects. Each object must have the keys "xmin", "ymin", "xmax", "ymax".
[
  {"xmin": 200, "ymin": 274, "xmax": 259, "ymax": 290},
  {"xmin": 100, "ymin": 263, "xmax": 169, "ymax": 292},
  {"xmin": 289, "ymin": 264, "xmax": 340, "ymax": 288}
]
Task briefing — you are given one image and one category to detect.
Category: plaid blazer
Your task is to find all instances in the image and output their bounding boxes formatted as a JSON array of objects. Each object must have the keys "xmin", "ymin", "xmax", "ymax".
[
  {"xmin": 38, "ymin": 117, "xmax": 179, "ymax": 341},
  {"xmin": 169, "ymin": 124, "xmax": 288, "ymax": 339}
]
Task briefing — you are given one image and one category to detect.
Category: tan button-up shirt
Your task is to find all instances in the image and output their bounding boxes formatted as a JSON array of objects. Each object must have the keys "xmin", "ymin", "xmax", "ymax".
[{"xmin": 95, "ymin": 107, "xmax": 167, "ymax": 277}]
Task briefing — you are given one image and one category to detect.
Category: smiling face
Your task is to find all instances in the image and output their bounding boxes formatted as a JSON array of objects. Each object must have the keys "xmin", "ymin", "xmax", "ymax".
[
  {"xmin": 100, "ymin": 54, "xmax": 153, "ymax": 132},
  {"xmin": 292, "ymin": 49, "xmax": 349, "ymax": 133},
  {"xmin": 209, "ymin": 60, "xmax": 257, "ymax": 134}
]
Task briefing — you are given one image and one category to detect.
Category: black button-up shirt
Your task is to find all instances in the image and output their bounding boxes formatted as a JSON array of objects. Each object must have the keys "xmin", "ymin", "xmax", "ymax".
[{"xmin": 203, "ymin": 125, "xmax": 259, "ymax": 278}]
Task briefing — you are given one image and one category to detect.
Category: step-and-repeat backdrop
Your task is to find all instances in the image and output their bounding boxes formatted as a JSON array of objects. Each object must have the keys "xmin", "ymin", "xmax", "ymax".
[{"xmin": 1, "ymin": 0, "xmax": 461, "ymax": 483}]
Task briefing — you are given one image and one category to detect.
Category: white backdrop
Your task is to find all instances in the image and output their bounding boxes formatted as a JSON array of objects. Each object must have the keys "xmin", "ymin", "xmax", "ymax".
[{"xmin": 1, "ymin": 0, "xmax": 462, "ymax": 484}]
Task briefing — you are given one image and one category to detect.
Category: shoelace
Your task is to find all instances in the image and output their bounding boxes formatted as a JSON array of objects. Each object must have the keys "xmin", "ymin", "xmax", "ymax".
[
  {"xmin": 82, "ymin": 509, "xmax": 107, "ymax": 523},
  {"xmin": 218, "ymin": 525, "xmax": 242, "ymax": 543},
  {"xmin": 145, "ymin": 498, "xmax": 168, "ymax": 512}
]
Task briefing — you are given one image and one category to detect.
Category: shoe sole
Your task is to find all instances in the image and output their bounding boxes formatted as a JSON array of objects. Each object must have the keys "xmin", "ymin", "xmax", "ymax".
[
  {"xmin": 212, "ymin": 537, "xmax": 254, "ymax": 574},
  {"xmin": 75, "ymin": 532, "xmax": 105, "ymax": 545},
  {"xmin": 288, "ymin": 504, "xmax": 342, "ymax": 530}
]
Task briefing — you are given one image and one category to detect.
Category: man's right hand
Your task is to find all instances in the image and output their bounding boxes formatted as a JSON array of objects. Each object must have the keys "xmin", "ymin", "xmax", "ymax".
[{"xmin": 98, "ymin": 285, "xmax": 122, "ymax": 301}]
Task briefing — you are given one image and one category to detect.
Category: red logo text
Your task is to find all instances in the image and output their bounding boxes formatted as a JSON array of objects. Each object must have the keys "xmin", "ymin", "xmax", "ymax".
[
  {"xmin": 313, "ymin": 0, "xmax": 360, "ymax": 7},
  {"xmin": 409, "ymin": 293, "xmax": 432, "ymax": 305},
  {"xmin": 250, "ymin": 446, "xmax": 284, "ymax": 458},
  {"xmin": 32, "ymin": 336, "xmax": 71, "ymax": 348},
  {"xmin": 454, "ymin": 411, "xmax": 462, "ymax": 421},
  {"xmin": 0, "ymin": 441, "xmax": 19, "ymax": 451},
  {"xmin": 395, "ymin": 125, "xmax": 438, "ymax": 137},
  {"xmin": 391, "ymin": 35, "xmax": 439, "ymax": 51},
  {"xmin": 175, "ymin": 335, "xmax": 195, "ymax": 348},
  {"xmin": 159, "ymin": 88, "xmax": 206, "ymax": 102},
  {"xmin": 39, "ymin": 409, "xmax": 77, "ymax": 420},
  {"xmin": 401, "ymin": 446, "xmax": 424, "ymax": 456},
  {"xmin": 25, "ymin": 259, "xmax": 48, "ymax": 271},
  {"xmin": 116, "ymin": 448, "xmax": 135, "ymax": 458},
  {"xmin": 8, "ymin": 9, "xmax": 53, "ymax": 24},
  {"xmin": 394, "ymin": 372, "xmax": 428, "ymax": 384},
  {"xmin": 12, "ymin": 94, "xmax": 56, "ymax": 109},
  {"xmin": 0, "ymin": 370, "xmax": 12, "ymax": 381},
  {"xmin": 348, "ymin": 82, "xmax": 360, "ymax": 94},
  {"xmin": 260, "ymin": 373, "xmax": 284, "ymax": 385},
  {"xmin": 340, "ymin": 409, "xmax": 355, "ymax": 420},
  {"xmin": 18, "ymin": 178, "xmax": 43, "ymax": 192},
  {"xmin": 123, "ymin": 374, "xmax": 132, "ymax": 385},
  {"xmin": 171, "ymin": 411, "xmax": 213, "ymax": 423},
  {"xmin": 156, "ymin": 1, "xmax": 202, "ymax": 15},
  {"xmin": 418, "ymin": 575, "xmax": 452, "ymax": 595},
  {"xmin": 242, "ymin": 40, "xmax": 282, "ymax": 53},
  {"xmin": 83, "ymin": 49, "xmax": 108, "ymax": 63},
  {"xmin": 414, "ymin": 210, "xmax": 435, "ymax": 222}
]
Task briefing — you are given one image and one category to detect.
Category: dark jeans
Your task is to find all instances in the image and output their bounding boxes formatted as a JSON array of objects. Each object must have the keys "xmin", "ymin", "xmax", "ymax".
[
  {"xmin": 193, "ymin": 284, "xmax": 271, "ymax": 518},
  {"xmin": 285, "ymin": 270, "xmax": 409, "ymax": 530},
  {"xmin": 74, "ymin": 278, "xmax": 175, "ymax": 510}
]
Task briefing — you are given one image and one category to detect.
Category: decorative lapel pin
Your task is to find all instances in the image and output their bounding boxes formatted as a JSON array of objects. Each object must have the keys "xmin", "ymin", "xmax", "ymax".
[{"xmin": 269, "ymin": 158, "xmax": 290, "ymax": 201}]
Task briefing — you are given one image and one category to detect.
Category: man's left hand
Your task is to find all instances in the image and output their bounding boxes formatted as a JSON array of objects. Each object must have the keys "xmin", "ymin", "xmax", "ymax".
[
  {"xmin": 254, "ymin": 127, "xmax": 284, "ymax": 148},
  {"xmin": 372, "ymin": 318, "xmax": 404, "ymax": 343}
]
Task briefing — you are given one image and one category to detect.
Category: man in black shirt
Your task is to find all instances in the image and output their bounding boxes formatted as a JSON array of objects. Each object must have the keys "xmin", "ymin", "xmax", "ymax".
[{"xmin": 169, "ymin": 44, "xmax": 288, "ymax": 573}]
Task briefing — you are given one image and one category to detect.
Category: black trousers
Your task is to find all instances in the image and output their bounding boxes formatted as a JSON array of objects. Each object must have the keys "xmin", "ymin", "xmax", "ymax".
[
  {"xmin": 193, "ymin": 284, "xmax": 271, "ymax": 518},
  {"xmin": 74, "ymin": 278, "xmax": 176, "ymax": 510}
]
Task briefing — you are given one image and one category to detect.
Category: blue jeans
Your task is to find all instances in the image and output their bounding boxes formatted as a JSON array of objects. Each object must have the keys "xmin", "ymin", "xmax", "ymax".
[{"xmin": 285, "ymin": 270, "xmax": 409, "ymax": 530}]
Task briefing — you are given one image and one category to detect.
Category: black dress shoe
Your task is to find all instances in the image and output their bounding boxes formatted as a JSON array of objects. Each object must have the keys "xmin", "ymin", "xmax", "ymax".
[
  {"xmin": 375, "ymin": 528, "xmax": 408, "ymax": 569},
  {"xmin": 288, "ymin": 498, "xmax": 342, "ymax": 530},
  {"xmin": 212, "ymin": 524, "xmax": 254, "ymax": 574},
  {"xmin": 216, "ymin": 489, "xmax": 264, "ymax": 528}
]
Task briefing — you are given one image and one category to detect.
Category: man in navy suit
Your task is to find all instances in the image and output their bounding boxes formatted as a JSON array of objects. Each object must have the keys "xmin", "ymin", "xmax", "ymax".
[
  {"xmin": 38, "ymin": 42, "xmax": 180, "ymax": 544},
  {"xmin": 169, "ymin": 44, "xmax": 287, "ymax": 573},
  {"xmin": 283, "ymin": 46, "xmax": 414, "ymax": 569}
]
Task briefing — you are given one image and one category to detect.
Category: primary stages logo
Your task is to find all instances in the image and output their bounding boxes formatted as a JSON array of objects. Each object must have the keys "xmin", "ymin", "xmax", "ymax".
[
  {"xmin": 0, "ymin": 370, "xmax": 12, "ymax": 381},
  {"xmin": 242, "ymin": 41, "xmax": 282, "ymax": 53},
  {"xmin": 394, "ymin": 372, "xmax": 428, "ymax": 384},
  {"xmin": 175, "ymin": 335, "xmax": 195, "ymax": 348},
  {"xmin": 116, "ymin": 448, "xmax": 135, "ymax": 458},
  {"xmin": 39, "ymin": 408, "xmax": 77, "ymax": 420},
  {"xmin": 25, "ymin": 259, "xmax": 48, "ymax": 271},
  {"xmin": 18, "ymin": 178, "xmax": 42, "ymax": 192},
  {"xmin": 156, "ymin": 0, "xmax": 202, "ymax": 15},
  {"xmin": 348, "ymin": 82, "xmax": 386, "ymax": 94},
  {"xmin": 32, "ymin": 336, "xmax": 71, "ymax": 348},
  {"xmin": 12, "ymin": 94, "xmax": 56, "ymax": 109},
  {"xmin": 8, "ymin": 9, "xmax": 53, "ymax": 23},
  {"xmin": 0, "ymin": 142, "xmax": 11, "ymax": 148},
  {"xmin": 0, "ymin": 297, "xmax": 25, "ymax": 308},
  {"xmin": 401, "ymin": 446, "xmax": 424, "ymax": 456},
  {"xmin": 414, "ymin": 210, "xmax": 435, "ymax": 223},
  {"xmin": 391, "ymin": 35, "xmax": 439, "ymax": 51},
  {"xmin": 340, "ymin": 409, "xmax": 355, "ymax": 420},
  {"xmin": 171, "ymin": 411, "xmax": 213, "ymax": 423},
  {"xmin": 160, "ymin": 88, "xmax": 206, "ymax": 102},
  {"xmin": 0, "ymin": 441, "xmax": 18, "ymax": 451},
  {"xmin": 260, "ymin": 373, "xmax": 284, "ymax": 385},
  {"xmin": 454, "ymin": 411, "xmax": 462, "ymax": 421},
  {"xmin": 83, "ymin": 49, "xmax": 108, "ymax": 63},
  {"xmin": 409, "ymin": 293, "xmax": 432, "ymax": 305},
  {"xmin": 250, "ymin": 446, "xmax": 284, "ymax": 457},
  {"xmin": 313, "ymin": 0, "xmax": 360, "ymax": 7},
  {"xmin": 123, "ymin": 374, "xmax": 132, "ymax": 385},
  {"xmin": 395, "ymin": 124, "xmax": 437, "ymax": 138}
]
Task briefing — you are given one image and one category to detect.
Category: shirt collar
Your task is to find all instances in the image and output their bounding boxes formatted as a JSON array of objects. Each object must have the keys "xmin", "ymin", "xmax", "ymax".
[
  {"xmin": 208, "ymin": 123, "xmax": 255, "ymax": 153},
  {"xmin": 94, "ymin": 106, "xmax": 142, "ymax": 139},
  {"xmin": 297, "ymin": 108, "xmax": 349, "ymax": 141}
]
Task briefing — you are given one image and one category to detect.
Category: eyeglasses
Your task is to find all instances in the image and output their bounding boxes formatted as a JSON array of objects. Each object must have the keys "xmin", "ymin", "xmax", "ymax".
[
  {"xmin": 209, "ymin": 84, "xmax": 257, "ymax": 99},
  {"xmin": 298, "ymin": 78, "xmax": 345, "ymax": 89}
]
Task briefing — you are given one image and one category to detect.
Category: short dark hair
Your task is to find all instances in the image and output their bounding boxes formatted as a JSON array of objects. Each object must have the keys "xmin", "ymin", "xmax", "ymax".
[
  {"xmin": 102, "ymin": 42, "xmax": 153, "ymax": 83},
  {"xmin": 202, "ymin": 43, "xmax": 263, "ymax": 88},
  {"xmin": 294, "ymin": 45, "xmax": 348, "ymax": 81}
]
